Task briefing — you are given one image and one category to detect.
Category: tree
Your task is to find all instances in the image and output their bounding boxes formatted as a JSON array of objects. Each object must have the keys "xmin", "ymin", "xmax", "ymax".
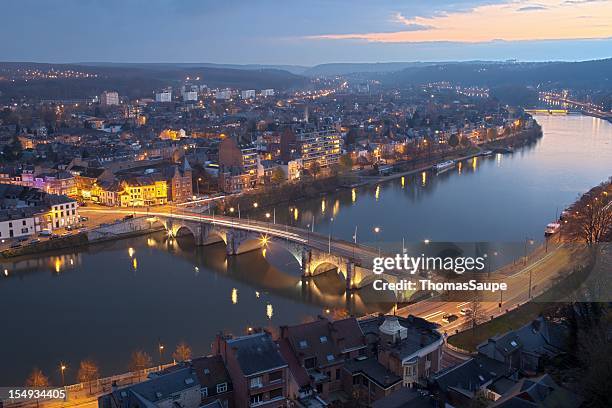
[
  {"xmin": 309, "ymin": 161, "xmax": 321, "ymax": 180},
  {"xmin": 569, "ymin": 195, "xmax": 612, "ymax": 245},
  {"xmin": 448, "ymin": 133, "xmax": 460, "ymax": 148},
  {"xmin": 467, "ymin": 291, "xmax": 486, "ymax": 332},
  {"xmin": 270, "ymin": 167, "xmax": 285, "ymax": 184},
  {"xmin": 25, "ymin": 368, "xmax": 49, "ymax": 408},
  {"xmin": 339, "ymin": 154, "xmax": 353, "ymax": 172},
  {"xmin": 173, "ymin": 342, "xmax": 192, "ymax": 362},
  {"xmin": 25, "ymin": 367, "xmax": 50, "ymax": 387},
  {"xmin": 77, "ymin": 359, "xmax": 100, "ymax": 395},
  {"xmin": 129, "ymin": 350, "xmax": 153, "ymax": 379}
]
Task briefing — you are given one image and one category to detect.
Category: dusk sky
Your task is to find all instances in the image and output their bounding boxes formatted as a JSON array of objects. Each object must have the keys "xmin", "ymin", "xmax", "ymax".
[{"xmin": 2, "ymin": 0, "xmax": 612, "ymax": 65}]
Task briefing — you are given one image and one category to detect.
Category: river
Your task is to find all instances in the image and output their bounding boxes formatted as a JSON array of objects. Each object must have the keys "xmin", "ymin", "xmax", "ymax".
[{"xmin": 1, "ymin": 114, "xmax": 611, "ymax": 385}]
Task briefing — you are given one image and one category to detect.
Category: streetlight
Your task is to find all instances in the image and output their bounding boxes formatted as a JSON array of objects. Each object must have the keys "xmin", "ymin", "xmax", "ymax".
[
  {"xmin": 60, "ymin": 363, "xmax": 66, "ymax": 386},
  {"xmin": 374, "ymin": 227, "xmax": 381, "ymax": 257},
  {"xmin": 328, "ymin": 217, "xmax": 334, "ymax": 254},
  {"xmin": 253, "ymin": 202, "xmax": 258, "ymax": 209},
  {"xmin": 197, "ymin": 177, "xmax": 202, "ymax": 197},
  {"xmin": 158, "ymin": 343, "xmax": 165, "ymax": 366}
]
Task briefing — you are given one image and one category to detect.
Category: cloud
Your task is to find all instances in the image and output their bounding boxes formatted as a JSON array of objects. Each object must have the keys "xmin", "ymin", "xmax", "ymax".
[
  {"xmin": 307, "ymin": 0, "xmax": 612, "ymax": 43},
  {"xmin": 391, "ymin": 13, "xmax": 434, "ymax": 31},
  {"xmin": 517, "ymin": 5, "xmax": 548, "ymax": 11}
]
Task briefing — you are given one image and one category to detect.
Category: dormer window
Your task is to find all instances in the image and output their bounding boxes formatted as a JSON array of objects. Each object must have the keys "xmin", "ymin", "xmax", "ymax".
[
  {"xmin": 320, "ymin": 336, "xmax": 328, "ymax": 343},
  {"xmin": 217, "ymin": 383, "xmax": 228, "ymax": 393},
  {"xmin": 326, "ymin": 354, "xmax": 335, "ymax": 362}
]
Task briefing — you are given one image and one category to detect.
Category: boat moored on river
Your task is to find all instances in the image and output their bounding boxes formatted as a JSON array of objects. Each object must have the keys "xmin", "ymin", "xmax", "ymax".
[{"xmin": 433, "ymin": 160, "xmax": 455, "ymax": 172}]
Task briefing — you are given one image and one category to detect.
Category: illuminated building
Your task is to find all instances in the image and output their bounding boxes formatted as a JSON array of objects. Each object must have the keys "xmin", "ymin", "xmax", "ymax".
[
  {"xmin": 100, "ymin": 91, "xmax": 119, "ymax": 106},
  {"xmin": 118, "ymin": 177, "xmax": 168, "ymax": 207}
]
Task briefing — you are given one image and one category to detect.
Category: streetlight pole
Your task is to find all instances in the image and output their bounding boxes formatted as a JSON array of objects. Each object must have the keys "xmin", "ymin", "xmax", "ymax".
[
  {"xmin": 528, "ymin": 269, "xmax": 533, "ymax": 299},
  {"xmin": 374, "ymin": 227, "xmax": 381, "ymax": 257},
  {"xmin": 328, "ymin": 217, "xmax": 334, "ymax": 254},
  {"xmin": 158, "ymin": 342, "xmax": 164, "ymax": 368},
  {"xmin": 60, "ymin": 363, "xmax": 66, "ymax": 387}
]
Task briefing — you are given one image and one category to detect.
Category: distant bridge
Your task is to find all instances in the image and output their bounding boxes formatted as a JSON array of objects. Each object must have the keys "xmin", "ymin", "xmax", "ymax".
[{"xmin": 82, "ymin": 209, "xmax": 403, "ymax": 292}]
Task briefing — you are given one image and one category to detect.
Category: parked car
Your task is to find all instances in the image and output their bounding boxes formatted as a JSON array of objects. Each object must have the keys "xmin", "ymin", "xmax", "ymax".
[
  {"xmin": 459, "ymin": 308, "xmax": 472, "ymax": 316},
  {"xmin": 9, "ymin": 242, "xmax": 22, "ymax": 249},
  {"xmin": 40, "ymin": 229, "xmax": 52, "ymax": 237},
  {"xmin": 29, "ymin": 239, "xmax": 40, "ymax": 245},
  {"xmin": 442, "ymin": 313, "xmax": 458, "ymax": 323},
  {"xmin": 80, "ymin": 216, "xmax": 89, "ymax": 222},
  {"xmin": 123, "ymin": 214, "xmax": 134, "ymax": 220},
  {"xmin": 18, "ymin": 237, "xmax": 28, "ymax": 242}
]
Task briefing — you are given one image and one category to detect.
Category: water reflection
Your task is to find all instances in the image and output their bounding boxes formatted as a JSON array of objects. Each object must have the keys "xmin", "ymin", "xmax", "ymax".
[{"xmin": 1, "ymin": 115, "xmax": 612, "ymax": 386}]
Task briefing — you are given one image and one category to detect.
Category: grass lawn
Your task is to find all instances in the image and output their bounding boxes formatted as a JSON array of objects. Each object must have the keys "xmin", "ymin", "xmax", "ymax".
[{"xmin": 447, "ymin": 302, "xmax": 555, "ymax": 352}]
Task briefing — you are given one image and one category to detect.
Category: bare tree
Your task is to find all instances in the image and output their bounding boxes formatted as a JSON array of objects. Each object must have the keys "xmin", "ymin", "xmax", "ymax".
[
  {"xmin": 309, "ymin": 161, "xmax": 321, "ymax": 180},
  {"xmin": 129, "ymin": 350, "xmax": 153, "ymax": 379},
  {"xmin": 77, "ymin": 359, "xmax": 100, "ymax": 395},
  {"xmin": 467, "ymin": 291, "xmax": 487, "ymax": 332},
  {"xmin": 571, "ymin": 197, "xmax": 612, "ymax": 245},
  {"xmin": 25, "ymin": 367, "xmax": 50, "ymax": 387},
  {"xmin": 25, "ymin": 368, "xmax": 49, "ymax": 408},
  {"xmin": 172, "ymin": 342, "xmax": 192, "ymax": 362}
]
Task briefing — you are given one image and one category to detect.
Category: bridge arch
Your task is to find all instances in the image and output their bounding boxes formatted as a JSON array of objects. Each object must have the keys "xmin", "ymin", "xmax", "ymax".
[{"xmin": 234, "ymin": 235, "xmax": 304, "ymax": 267}]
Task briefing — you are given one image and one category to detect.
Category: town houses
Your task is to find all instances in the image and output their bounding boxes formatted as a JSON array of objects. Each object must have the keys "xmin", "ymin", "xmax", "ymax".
[{"xmin": 96, "ymin": 313, "xmax": 579, "ymax": 408}]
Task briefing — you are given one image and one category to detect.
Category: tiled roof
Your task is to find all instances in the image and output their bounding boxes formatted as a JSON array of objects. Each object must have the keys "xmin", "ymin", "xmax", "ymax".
[{"xmin": 227, "ymin": 332, "xmax": 287, "ymax": 376}]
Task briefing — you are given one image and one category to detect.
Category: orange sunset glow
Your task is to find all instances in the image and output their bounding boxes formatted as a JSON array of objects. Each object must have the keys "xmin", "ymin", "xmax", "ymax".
[{"xmin": 309, "ymin": 0, "xmax": 612, "ymax": 43}]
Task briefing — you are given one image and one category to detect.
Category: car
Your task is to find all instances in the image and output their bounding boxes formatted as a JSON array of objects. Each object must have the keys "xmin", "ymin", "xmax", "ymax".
[
  {"xmin": 29, "ymin": 239, "xmax": 40, "ymax": 245},
  {"xmin": 442, "ymin": 313, "xmax": 458, "ymax": 323},
  {"xmin": 9, "ymin": 242, "xmax": 22, "ymax": 249},
  {"xmin": 18, "ymin": 237, "xmax": 29, "ymax": 242},
  {"xmin": 39, "ymin": 229, "xmax": 52, "ymax": 236},
  {"xmin": 123, "ymin": 214, "xmax": 134, "ymax": 220},
  {"xmin": 459, "ymin": 308, "xmax": 472, "ymax": 316},
  {"xmin": 49, "ymin": 234, "xmax": 60, "ymax": 240},
  {"xmin": 66, "ymin": 225, "xmax": 73, "ymax": 231},
  {"xmin": 80, "ymin": 216, "xmax": 89, "ymax": 222}
]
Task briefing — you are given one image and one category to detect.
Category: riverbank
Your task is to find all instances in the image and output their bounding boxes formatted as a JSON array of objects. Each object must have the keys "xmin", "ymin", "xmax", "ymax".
[
  {"xmin": 221, "ymin": 125, "xmax": 542, "ymax": 214},
  {"xmin": 1, "ymin": 217, "xmax": 163, "ymax": 259}
]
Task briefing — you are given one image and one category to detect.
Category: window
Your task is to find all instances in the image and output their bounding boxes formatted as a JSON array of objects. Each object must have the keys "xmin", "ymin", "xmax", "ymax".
[
  {"xmin": 250, "ymin": 376, "xmax": 262, "ymax": 389},
  {"xmin": 326, "ymin": 354, "xmax": 335, "ymax": 362},
  {"xmin": 304, "ymin": 357, "xmax": 317, "ymax": 369},
  {"xmin": 320, "ymin": 336, "xmax": 328, "ymax": 343},
  {"xmin": 216, "ymin": 383, "xmax": 228, "ymax": 393},
  {"xmin": 200, "ymin": 388, "xmax": 208, "ymax": 398},
  {"xmin": 250, "ymin": 393, "xmax": 263, "ymax": 404},
  {"xmin": 269, "ymin": 371, "xmax": 282, "ymax": 382},
  {"xmin": 299, "ymin": 340, "xmax": 308, "ymax": 349},
  {"xmin": 336, "ymin": 369, "xmax": 341, "ymax": 380},
  {"xmin": 269, "ymin": 388, "xmax": 283, "ymax": 399}
]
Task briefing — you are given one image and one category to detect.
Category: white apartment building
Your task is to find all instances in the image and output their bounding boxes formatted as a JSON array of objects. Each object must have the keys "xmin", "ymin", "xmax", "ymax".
[
  {"xmin": 215, "ymin": 89, "xmax": 232, "ymax": 100},
  {"xmin": 155, "ymin": 90, "xmax": 172, "ymax": 102},
  {"xmin": 241, "ymin": 89, "xmax": 256, "ymax": 99},
  {"xmin": 183, "ymin": 91, "xmax": 198, "ymax": 101},
  {"xmin": 100, "ymin": 91, "xmax": 120, "ymax": 106}
]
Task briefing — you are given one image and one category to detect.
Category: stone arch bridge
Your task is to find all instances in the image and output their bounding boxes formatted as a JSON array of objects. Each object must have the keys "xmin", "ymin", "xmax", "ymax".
[{"xmin": 91, "ymin": 210, "xmax": 403, "ymax": 292}]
